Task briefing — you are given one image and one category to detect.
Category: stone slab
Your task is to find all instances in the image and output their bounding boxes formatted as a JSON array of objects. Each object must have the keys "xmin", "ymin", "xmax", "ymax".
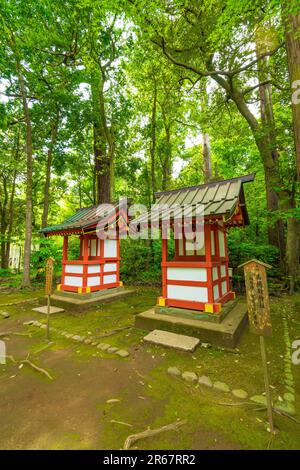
[
  {"xmin": 135, "ymin": 301, "xmax": 248, "ymax": 348},
  {"xmin": 32, "ymin": 306, "xmax": 65, "ymax": 315},
  {"xmin": 143, "ymin": 329, "xmax": 200, "ymax": 352},
  {"xmin": 50, "ymin": 287, "xmax": 135, "ymax": 310}
]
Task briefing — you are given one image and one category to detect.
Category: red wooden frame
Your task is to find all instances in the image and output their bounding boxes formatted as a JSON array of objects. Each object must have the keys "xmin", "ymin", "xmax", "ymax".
[
  {"xmin": 160, "ymin": 220, "xmax": 235, "ymax": 313},
  {"xmin": 60, "ymin": 234, "xmax": 121, "ymax": 294}
]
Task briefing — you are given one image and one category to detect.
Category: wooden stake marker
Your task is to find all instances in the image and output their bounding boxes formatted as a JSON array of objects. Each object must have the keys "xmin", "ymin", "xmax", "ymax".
[
  {"xmin": 239, "ymin": 259, "xmax": 276, "ymax": 434},
  {"xmin": 45, "ymin": 257, "xmax": 54, "ymax": 340}
]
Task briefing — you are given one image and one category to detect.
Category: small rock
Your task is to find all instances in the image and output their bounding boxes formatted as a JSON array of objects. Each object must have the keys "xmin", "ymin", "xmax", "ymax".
[
  {"xmin": 200, "ymin": 342, "xmax": 211, "ymax": 349},
  {"xmin": 232, "ymin": 389, "xmax": 248, "ymax": 399},
  {"xmin": 79, "ymin": 336, "xmax": 86, "ymax": 342},
  {"xmin": 116, "ymin": 349, "xmax": 130, "ymax": 358},
  {"xmin": 182, "ymin": 371, "xmax": 198, "ymax": 383},
  {"xmin": 107, "ymin": 347, "xmax": 118, "ymax": 353},
  {"xmin": 72, "ymin": 335, "xmax": 82, "ymax": 341},
  {"xmin": 84, "ymin": 339, "xmax": 92, "ymax": 345},
  {"xmin": 40, "ymin": 324, "xmax": 47, "ymax": 329},
  {"xmin": 198, "ymin": 375, "xmax": 212, "ymax": 387},
  {"xmin": 0, "ymin": 312, "xmax": 10, "ymax": 319},
  {"xmin": 106, "ymin": 399, "xmax": 120, "ymax": 404},
  {"xmin": 167, "ymin": 366, "xmax": 181, "ymax": 377},
  {"xmin": 97, "ymin": 343, "xmax": 110, "ymax": 351},
  {"xmin": 250, "ymin": 395, "xmax": 267, "ymax": 406},
  {"xmin": 91, "ymin": 341, "xmax": 98, "ymax": 346},
  {"xmin": 213, "ymin": 381, "xmax": 230, "ymax": 393},
  {"xmin": 283, "ymin": 392, "xmax": 295, "ymax": 403}
]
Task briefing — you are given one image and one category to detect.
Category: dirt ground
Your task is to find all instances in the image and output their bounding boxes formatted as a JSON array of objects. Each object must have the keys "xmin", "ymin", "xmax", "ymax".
[{"xmin": 0, "ymin": 286, "xmax": 299, "ymax": 450}]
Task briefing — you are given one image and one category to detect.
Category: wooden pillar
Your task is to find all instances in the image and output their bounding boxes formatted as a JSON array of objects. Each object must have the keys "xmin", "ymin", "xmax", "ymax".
[
  {"xmin": 62, "ymin": 235, "xmax": 68, "ymax": 288},
  {"xmin": 83, "ymin": 236, "xmax": 89, "ymax": 262},
  {"xmin": 215, "ymin": 224, "xmax": 222, "ymax": 299},
  {"xmin": 82, "ymin": 235, "xmax": 89, "ymax": 293},
  {"xmin": 116, "ymin": 238, "xmax": 120, "ymax": 284},
  {"xmin": 161, "ymin": 236, "xmax": 168, "ymax": 299},
  {"xmin": 62, "ymin": 235, "xmax": 68, "ymax": 262},
  {"xmin": 100, "ymin": 239, "xmax": 104, "ymax": 286},
  {"xmin": 223, "ymin": 228, "xmax": 231, "ymax": 294},
  {"xmin": 205, "ymin": 223, "xmax": 213, "ymax": 304}
]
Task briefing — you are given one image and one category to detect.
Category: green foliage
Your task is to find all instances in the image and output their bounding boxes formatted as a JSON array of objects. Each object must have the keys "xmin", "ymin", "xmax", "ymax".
[
  {"xmin": 30, "ymin": 238, "xmax": 62, "ymax": 277},
  {"xmin": 228, "ymin": 229, "xmax": 280, "ymax": 286},
  {"xmin": 0, "ymin": 0, "xmax": 299, "ymax": 289}
]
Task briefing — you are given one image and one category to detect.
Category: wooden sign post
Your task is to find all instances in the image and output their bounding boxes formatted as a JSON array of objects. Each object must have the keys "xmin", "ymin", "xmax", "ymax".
[
  {"xmin": 45, "ymin": 257, "xmax": 54, "ymax": 340},
  {"xmin": 239, "ymin": 259, "xmax": 275, "ymax": 434}
]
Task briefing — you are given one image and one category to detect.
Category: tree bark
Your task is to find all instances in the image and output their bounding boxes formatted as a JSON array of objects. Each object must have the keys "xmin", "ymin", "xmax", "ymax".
[
  {"xmin": 0, "ymin": 176, "xmax": 8, "ymax": 269},
  {"xmin": 202, "ymin": 133, "xmax": 212, "ymax": 183},
  {"xmin": 161, "ymin": 109, "xmax": 172, "ymax": 191},
  {"xmin": 18, "ymin": 69, "xmax": 33, "ymax": 288},
  {"xmin": 150, "ymin": 79, "xmax": 157, "ymax": 201},
  {"xmin": 254, "ymin": 39, "xmax": 286, "ymax": 262},
  {"xmin": 3, "ymin": 149, "xmax": 18, "ymax": 269},
  {"xmin": 281, "ymin": 1, "xmax": 300, "ymax": 292},
  {"xmin": 282, "ymin": 1, "xmax": 300, "ymax": 181},
  {"xmin": 285, "ymin": 199, "xmax": 300, "ymax": 293},
  {"xmin": 41, "ymin": 113, "xmax": 59, "ymax": 228},
  {"xmin": 91, "ymin": 70, "xmax": 113, "ymax": 204}
]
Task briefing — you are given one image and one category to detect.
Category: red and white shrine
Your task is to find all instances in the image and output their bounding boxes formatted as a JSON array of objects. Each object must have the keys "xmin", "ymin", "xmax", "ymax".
[
  {"xmin": 40, "ymin": 201, "xmax": 128, "ymax": 295},
  {"xmin": 134, "ymin": 174, "xmax": 254, "ymax": 314}
]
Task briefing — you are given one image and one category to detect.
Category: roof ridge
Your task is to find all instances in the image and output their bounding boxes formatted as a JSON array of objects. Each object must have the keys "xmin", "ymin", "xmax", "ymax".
[{"xmin": 155, "ymin": 173, "xmax": 255, "ymax": 198}]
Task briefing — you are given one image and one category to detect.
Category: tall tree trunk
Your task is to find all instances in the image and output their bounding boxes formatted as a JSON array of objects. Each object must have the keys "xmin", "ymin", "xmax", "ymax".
[
  {"xmin": 41, "ymin": 113, "xmax": 59, "ymax": 228},
  {"xmin": 282, "ymin": 1, "xmax": 300, "ymax": 181},
  {"xmin": 161, "ymin": 111, "xmax": 172, "ymax": 191},
  {"xmin": 281, "ymin": 2, "xmax": 300, "ymax": 291},
  {"xmin": 202, "ymin": 133, "xmax": 212, "ymax": 183},
  {"xmin": 255, "ymin": 40, "xmax": 286, "ymax": 263},
  {"xmin": 18, "ymin": 69, "xmax": 33, "ymax": 288},
  {"xmin": 4, "ymin": 170, "xmax": 17, "ymax": 269},
  {"xmin": 91, "ymin": 70, "xmax": 112, "ymax": 204},
  {"xmin": 0, "ymin": 126, "xmax": 19, "ymax": 269},
  {"xmin": 0, "ymin": 176, "xmax": 8, "ymax": 269},
  {"xmin": 150, "ymin": 80, "xmax": 157, "ymax": 202},
  {"xmin": 231, "ymin": 88, "xmax": 286, "ymax": 264}
]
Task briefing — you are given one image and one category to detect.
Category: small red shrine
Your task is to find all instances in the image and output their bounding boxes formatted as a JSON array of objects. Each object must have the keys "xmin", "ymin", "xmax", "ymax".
[
  {"xmin": 134, "ymin": 174, "xmax": 254, "ymax": 314},
  {"xmin": 40, "ymin": 201, "xmax": 128, "ymax": 294}
]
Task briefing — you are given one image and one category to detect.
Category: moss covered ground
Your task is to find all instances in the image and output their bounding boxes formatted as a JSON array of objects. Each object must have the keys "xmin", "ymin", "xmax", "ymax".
[{"xmin": 0, "ymin": 286, "xmax": 299, "ymax": 449}]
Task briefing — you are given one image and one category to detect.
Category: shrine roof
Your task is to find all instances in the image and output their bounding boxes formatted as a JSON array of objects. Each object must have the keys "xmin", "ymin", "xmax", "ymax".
[
  {"xmin": 40, "ymin": 200, "xmax": 128, "ymax": 236},
  {"xmin": 134, "ymin": 174, "xmax": 255, "ymax": 226}
]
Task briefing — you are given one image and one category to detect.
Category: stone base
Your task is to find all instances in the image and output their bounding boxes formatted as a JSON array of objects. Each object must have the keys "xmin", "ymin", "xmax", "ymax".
[
  {"xmin": 49, "ymin": 287, "xmax": 134, "ymax": 311},
  {"xmin": 155, "ymin": 299, "xmax": 237, "ymax": 324},
  {"xmin": 135, "ymin": 301, "xmax": 248, "ymax": 349}
]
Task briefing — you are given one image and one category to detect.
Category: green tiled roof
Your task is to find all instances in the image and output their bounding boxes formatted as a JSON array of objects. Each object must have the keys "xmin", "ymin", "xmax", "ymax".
[
  {"xmin": 133, "ymin": 174, "xmax": 255, "ymax": 225},
  {"xmin": 40, "ymin": 201, "xmax": 124, "ymax": 235}
]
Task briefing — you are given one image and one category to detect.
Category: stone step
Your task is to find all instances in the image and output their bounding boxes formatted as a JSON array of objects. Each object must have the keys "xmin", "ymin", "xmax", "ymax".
[{"xmin": 143, "ymin": 329, "xmax": 200, "ymax": 352}]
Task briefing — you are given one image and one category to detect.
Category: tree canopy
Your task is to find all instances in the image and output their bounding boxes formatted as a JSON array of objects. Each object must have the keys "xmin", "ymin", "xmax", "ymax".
[{"xmin": 0, "ymin": 0, "xmax": 299, "ymax": 290}]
